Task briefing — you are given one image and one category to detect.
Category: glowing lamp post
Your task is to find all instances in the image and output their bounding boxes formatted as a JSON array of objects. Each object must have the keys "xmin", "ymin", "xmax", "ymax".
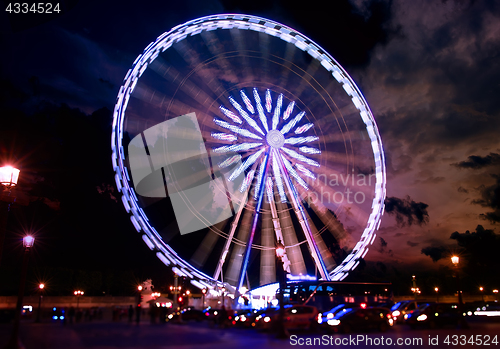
[
  {"xmin": 494, "ymin": 289, "xmax": 499, "ymax": 301},
  {"xmin": 202, "ymin": 288, "xmax": 207, "ymax": 308},
  {"xmin": 35, "ymin": 283, "xmax": 45, "ymax": 323},
  {"xmin": 0, "ymin": 166, "xmax": 20, "ymax": 269},
  {"xmin": 451, "ymin": 256, "xmax": 468, "ymax": 329},
  {"xmin": 0, "ymin": 166, "xmax": 20, "ymax": 188},
  {"xmin": 479, "ymin": 287, "xmax": 484, "ymax": 303},
  {"xmin": 434, "ymin": 287, "xmax": 439, "ymax": 303},
  {"xmin": 4, "ymin": 235, "xmax": 34, "ymax": 349},
  {"xmin": 74, "ymin": 290, "xmax": 84, "ymax": 310},
  {"xmin": 221, "ymin": 287, "xmax": 226, "ymax": 308}
]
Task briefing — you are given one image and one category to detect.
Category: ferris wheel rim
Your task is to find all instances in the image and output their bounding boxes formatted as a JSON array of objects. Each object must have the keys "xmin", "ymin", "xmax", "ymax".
[{"xmin": 111, "ymin": 13, "xmax": 386, "ymax": 288}]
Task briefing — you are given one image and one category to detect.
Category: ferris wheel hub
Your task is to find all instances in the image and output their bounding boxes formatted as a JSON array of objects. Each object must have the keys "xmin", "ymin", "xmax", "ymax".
[{"xmin": 266, "ymin": 130, "xmax": 285, "ymax": 149}]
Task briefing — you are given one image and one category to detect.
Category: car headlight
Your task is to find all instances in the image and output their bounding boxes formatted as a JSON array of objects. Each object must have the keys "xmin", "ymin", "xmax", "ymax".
[
  {"xmin": 327, "ymin": 313, "xmax": 334, "ymax": 319},
  {"xmin": 417, "ymin": 314, "xmax": 427, "ymax": 322},
  {"xmin": 392, "ymin": 310, "xmax": 400, "ymax": 317},
  {"xmin": 264, "ymin": 316, "xmax": 271, "ymax": 323},
  {"xmin": 327, "ymin": 319, "xmax": 340, "ymax": 326}
]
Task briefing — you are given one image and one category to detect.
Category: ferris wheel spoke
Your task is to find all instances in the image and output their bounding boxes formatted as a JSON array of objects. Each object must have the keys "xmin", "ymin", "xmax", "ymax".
[
  {"xmin": 229, "ymin": 96, "xmax": 265, "ymax": 136},
  {"xmin": 280, "ymin": 111, "xmax": 306, "ymax": 135},
  {"xmin": 274, "ymin": 198, "xmax": 307, "ymax": 276},
  {"xmin": 213, "ymin": 190, "xmax": 250, "ymax": 281},
  {"xmin": 283, "ymin": 101, "xmax": 295, "ymax": 121},
  {"xmin": 272, "ymin": 94, "xmax": 283, "ymax": 130},
  {"xmin": 294, "ymin": 122, "xmax": 313, "ymax": 134},
  {"xmin": 237, "ymin": 151, "xmax": 271, "ymax": 291},
  {"xmin": 228, "ymin": 148, "xmax": 265, "ymax": 181},
  {"xmin": 212, "ymin": 142, "xmax": 262, "ymax": 154},
  {"xmin": 260, "ymin": 201, "xmax": 277, "ymax": 285},
  {"xmin": 253, "ymin": 88, "xmax": 269, "ymax": 132},
  {"xmin": 280, "ymin": 155, "xmax": 309, "ymax": 190},
  {"xmin": 281, "ymin": 147, "xmax": 320, "ymax": 167},
  {"xmin": 301, "ymin": 206, "xmax": 337, "ymax": 270},
  {"xmin": 213, "ymin": 118, "xmax": 262, "ymax": 140},
  {"xmin": 274, "ymin": 149, "xmax": 330, "ymax": 280},
  {"xmin": 272, "ymin": 153, "xmax": 287, "ymax": 203},
  {"xmin": 224, "ymin": 200, "xmax": 255, "ymax": 286},
  {"xmin": 265, "ymin": 89, "xmax": 272, "ymax": 113},
  {"xmin": 266, "ymin": 177, "xmax": 292, "ymax": 273},
  {"xmin": 284, "ymin": 136, "xmax": 319, "ymax": 145}
]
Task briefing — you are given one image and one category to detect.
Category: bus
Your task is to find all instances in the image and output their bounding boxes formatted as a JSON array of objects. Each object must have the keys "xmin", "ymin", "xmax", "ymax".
[{"xmin": 282, "ymin": 281, "xmax": 393, "ymax": 312}]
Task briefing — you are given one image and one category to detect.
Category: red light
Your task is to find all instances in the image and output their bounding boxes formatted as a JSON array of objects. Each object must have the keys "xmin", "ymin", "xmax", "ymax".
[
  {"xmin": 178, "ymin": 297, "xmax": 183, "ymax": 302},
  {"xmin": 360, "ymin": 303, "xmax": 367, "ymax": 309}
]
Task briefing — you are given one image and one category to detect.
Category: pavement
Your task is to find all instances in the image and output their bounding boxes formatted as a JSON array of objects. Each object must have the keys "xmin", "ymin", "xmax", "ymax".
[{"xmin": 0, "ymin": 318, "xmax": 499, "ymax": 349}]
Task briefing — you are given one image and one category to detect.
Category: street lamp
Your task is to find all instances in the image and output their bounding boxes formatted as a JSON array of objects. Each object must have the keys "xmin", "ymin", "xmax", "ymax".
[
  {"xmin": 221, "ymin": 287, "xmax": 226, "ymax": 308},
  {"xmin": 494, "ymin": 289, "xmax": 499, "ymax": 301},
  {"xmin": 0, "ymin": 166, "xmax": 20, "ymax": 188},
  {"xmin": 35, "ymin": 283, "xmax": 45, "ymax": 323},
  {"xmin": 451, "ymin": 255, "xmax": 468, "ymax": 329},
  {"xmin": 479, "ymin": 287, "xmax": 484, "ymax": 303},
  {"xmin": 0, "ymin": 166, "xmax": 20, "ymax": 268},
  {"xmin": 434, "ymin": 287, "xmax": 439, "ymax": 303},
  {"xmin": 275, "ymin": 239, "xmax": 288, "ymax": 339},
  {"xmin": 202, "ymin": 288, "xmax": 207, "ymax": 309},
  {"xmin": 4, "ymin": 234, "xmax": 34, "ymax": 349},
  {"xmin": 74, "ymin": 290, "xmax": 84, "ymax": 310}
]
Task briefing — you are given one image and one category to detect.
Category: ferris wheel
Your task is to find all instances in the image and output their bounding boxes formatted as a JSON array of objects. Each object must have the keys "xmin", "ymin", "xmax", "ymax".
[{"xmin": 111, "ymin": 14, "xmax": 386, "ymax": 292}]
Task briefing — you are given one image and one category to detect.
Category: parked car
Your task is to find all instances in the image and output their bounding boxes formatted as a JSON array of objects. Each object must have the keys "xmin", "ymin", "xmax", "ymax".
[
  {"xmin": 391, "ymin": 300, "xmax": 418, "ymax": 323},
  {"xmin": 318, "ymin": 303, "xmax": 353, "ymax": 328},
  {"xmin": 325, "ymin": 307, "xmax": 393, "ymax": 333},
  {"xmin": 236, "ymin": 308, "xmax": 277, "ymax": 328},
  {"xmin": 405, "ymin": 303, "xmax": 461, "ymax": 329},
  {"xmin": 256, "ymin": 305, "xmax": 319, "ymax": 331}
]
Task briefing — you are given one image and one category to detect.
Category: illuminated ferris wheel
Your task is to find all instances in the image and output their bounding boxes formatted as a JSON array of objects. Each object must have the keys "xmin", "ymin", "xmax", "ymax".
[{"xmin": 111, "ymin": 14, "xmax": 386, "ymax": 292}]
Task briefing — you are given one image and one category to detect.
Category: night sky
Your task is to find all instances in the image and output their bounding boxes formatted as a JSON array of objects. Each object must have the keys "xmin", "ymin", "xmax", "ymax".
[{"xmin": 1, "ymin": 0, "xmax": 499, "ymax": 296}]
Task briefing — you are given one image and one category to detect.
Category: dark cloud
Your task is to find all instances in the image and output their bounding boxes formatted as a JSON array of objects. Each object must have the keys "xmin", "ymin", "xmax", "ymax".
[
  {"xmin": 450, "ymin": 225, "xmax": 500, "ymax": 275},
  {"xmin": 367, "ymin": 1, "xmax": 500, "ymax": 156},
  {"xmin": 384, "ymin": 196, "xmax": 430, "ymax": 227},
  {"xmin": 377, "ymin": 237, "xmax": 393, "ymax": 256},
  {"xmin": 452, "ymin": 153, "xmax": 500, "ymax": 169},
  {"xmin": 222, "ymin": 0, "xmax": 399, "ymax": 68},
  {"xmin": 471, "ymin": 174, "xmax": 500, "ymax": 223},
  {"xmin": 458, "ymin": 186, "xmax": 469, "ymax": 194},
  {"xmin": 421, "ymin": 246, "xmax": 446, "ymax": 262},
  {"xmin": 407, "ymin": 241, "xmax": 419, "ymax": 247}
]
